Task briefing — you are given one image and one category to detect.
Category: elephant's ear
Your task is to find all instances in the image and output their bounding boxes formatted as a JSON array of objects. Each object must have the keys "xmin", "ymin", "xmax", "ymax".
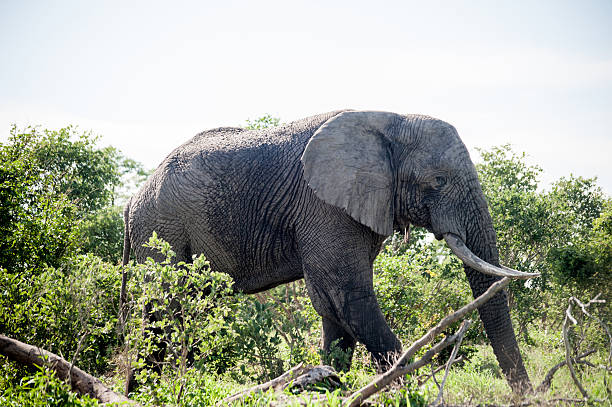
[{"xmin": 301, "ymin": 111, "xmax": 400, "ymax": 236}]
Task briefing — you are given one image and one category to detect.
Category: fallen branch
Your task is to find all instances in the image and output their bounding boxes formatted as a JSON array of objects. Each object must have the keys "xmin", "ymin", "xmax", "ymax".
[
  {"xmin": 0, "ymin": 334, "xmax": 136, "ymax": 405},
  {"xmin": 219, "ymin": 362, "xmax": 308, "ymax": 405},
  {"xmin": 344, "ymin": 277, "xmax": 510, "ymax": 407},
  {"xmin": 287, "ymin": 365, "xmax": 340, "ymax": 391}
]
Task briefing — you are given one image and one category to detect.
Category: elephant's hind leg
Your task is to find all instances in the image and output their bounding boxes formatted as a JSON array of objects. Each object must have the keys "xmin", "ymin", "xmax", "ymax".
[{"xmin": 322, "ymin": 317, "xmax": 357, "ymax": 371}]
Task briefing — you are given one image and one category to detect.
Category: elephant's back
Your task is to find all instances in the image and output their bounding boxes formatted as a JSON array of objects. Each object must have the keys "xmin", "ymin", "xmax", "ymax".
[{"xmin": 127, "ymin": 110, "xmax": 347, "ymax": 282}]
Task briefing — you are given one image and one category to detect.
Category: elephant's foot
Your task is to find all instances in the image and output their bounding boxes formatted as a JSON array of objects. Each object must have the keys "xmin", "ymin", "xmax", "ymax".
[{"xmin": 370, "ymin": 348, "xmax": 402, "ymax": 373}]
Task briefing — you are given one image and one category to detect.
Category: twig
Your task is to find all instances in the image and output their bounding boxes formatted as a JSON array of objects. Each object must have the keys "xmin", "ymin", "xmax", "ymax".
[
  {"xmin": 536, "ymin": 349, "xmax": 596, "ymax": 393},
  {"xmin": 432, "ymin": 320, "xmax": 471, "ymax": 406},
  {"xmin": 416, "ymin": 355, "xmax": 463, "ymax": 386},
  {"xmin": 344, "ymin": 277, "xmax": 510, "ymax": 407},
  {"xmin": 562, "ymin": 294, "xmax": 610, "ymax": 401},
  {"xmin": 69, "ymin": 330, "xmax": 89, "ymax": 389},
  {"xmin": 430, "ymin": 363, "xmax": 442, "ymax": 391},
  {"xmin": 418, "ymin": 363, "xmax": 443, "ymax": 387},
  {"xmin": 563, "ymin": 300, "xmax": 589, "ymax": 399}
]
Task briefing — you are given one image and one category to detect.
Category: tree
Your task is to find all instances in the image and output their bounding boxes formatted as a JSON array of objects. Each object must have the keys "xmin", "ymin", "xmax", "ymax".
[
  {"xmin": 0, "ymin": 125, "xmax": 144, "ymax": 376},
  {"xmin": 244, "ymin": 114, "xmax": 280, "ymax": 130},
  {"xmin": 476, "ymin": 145, "xmax": 609, "ymax": 336},
  {"xmin": 0, "ymin": 125, "xmax": 146, "ymax": 271}
]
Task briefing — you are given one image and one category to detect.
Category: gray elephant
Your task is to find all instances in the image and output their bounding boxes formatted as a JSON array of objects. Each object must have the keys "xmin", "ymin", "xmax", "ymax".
[{"xmin": 122, "ymin": 110, "xmax": 536, "ymax": 393}]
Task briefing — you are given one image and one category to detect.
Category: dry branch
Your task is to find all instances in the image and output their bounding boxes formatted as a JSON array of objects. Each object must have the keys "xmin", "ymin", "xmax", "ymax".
[
  {"xmin": 415, "ymin": 356, "xmax": 463, "ymax": 386},
  {"xmin": 288, "ymin": 365, "xmax": 340, "ymax": 391},
  {"xmin": 0, "ymin": 334, "xmax": 136, "ymax": 405},
  {"xmin": 432, "ymin": 320, "xmax": 472, "ymax": 406},
  {"xmin": 344, "ymin": 277, "xmax": 510, "ymax": 407},
  {"xmin": 219, "ymin": 362, "xmax": 308, "ymax": 405},
  {"xmin": 536, "ymin": 349, "xmax": 596, "ymax": 393},
  {"xmin": 561, "ymin": 294, "xmax": 610, "ymax": 402}
]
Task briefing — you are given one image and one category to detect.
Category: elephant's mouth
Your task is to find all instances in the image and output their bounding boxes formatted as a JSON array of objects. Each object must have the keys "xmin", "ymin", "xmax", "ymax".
[{"xmin": 443, "ymin": 233, "xmax": 540, "ymax": 280}]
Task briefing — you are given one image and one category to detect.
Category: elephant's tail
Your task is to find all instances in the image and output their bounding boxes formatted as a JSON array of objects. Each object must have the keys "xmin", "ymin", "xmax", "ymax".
[
  {"xmin": 122, "ymin": 198, "xmax": 132, "ymax": 266},
  {"xmin": 119, "ymin": 199, "xmax": 132, "ymax": 330}
]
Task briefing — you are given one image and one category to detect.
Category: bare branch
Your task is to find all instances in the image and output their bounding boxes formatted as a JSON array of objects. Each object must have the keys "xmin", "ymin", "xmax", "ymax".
[
  {"xmin": 536, "ymin": 349, "xmax": 596, "ymax": 393},
  {"xmin": 219, "ymin": 362, "xmax": 307, "ymax": 405},
  {"xmin": 68, "ymin": 330, "xmax": 89, "ymax": 389},
  {"xmin": 563, "ymin": 300, "xmax": 589, "ymax": 399},
  {"xmin": 561, "ymin": 294, "xmax": 610, "ymax": 401},
  {"xmin": 432, "ymin": 320, "xmax": 472, "ymax": 406},
  {"xmin": 344, "ymin": 277, "xmax": 510, "ymax": 407},
  {"xmin": 415, "ymin": 356, "xmax": 464, "ymax": 386}
]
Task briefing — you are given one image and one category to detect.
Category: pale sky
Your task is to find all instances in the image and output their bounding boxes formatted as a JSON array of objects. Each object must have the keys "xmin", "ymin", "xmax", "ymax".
[{"xmin": 1, "ymin": 0, "xmax": 611, "ymax": 194}]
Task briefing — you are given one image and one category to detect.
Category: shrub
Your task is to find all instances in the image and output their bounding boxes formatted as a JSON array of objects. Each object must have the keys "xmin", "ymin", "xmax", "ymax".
[
  {"xmin": 0, "ymin": 365, "xmax": 99, "ymax": 407},
  {"xmin": 123, "ymin": 233, "xmax": 239, "ymax": 404}
]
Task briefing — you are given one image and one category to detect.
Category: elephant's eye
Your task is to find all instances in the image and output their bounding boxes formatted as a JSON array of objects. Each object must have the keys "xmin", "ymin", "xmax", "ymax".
[{"xmin": 434, "ymin": 176, "xmax": 447, "ymax": 189}]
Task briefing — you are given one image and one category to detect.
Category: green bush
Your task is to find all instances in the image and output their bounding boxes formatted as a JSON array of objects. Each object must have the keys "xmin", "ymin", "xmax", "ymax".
[
  {"xmin": 232, "ymin": 283, "xmax": 320, "ymax": 381},
  {"xmin": 476, "ymin": 145, "xmax": 609, "ymax": 338},
  {"xmin": 77, "ymin": 206, "xmax": 125, "ymax": 264},
  {"xmin": 0, "ymin": 254, "xmax": 121, "ymax": 377},
  {"xmin": 374, "ymin": 235, "xmax": 473, "ymax": 341},
  {"xmin": 123, "ymin": 233, "xmax": 239, "ymax": 404},
  {"xmin": 0, "ymin": 365, "xmax": 99, "ymax": 407}
]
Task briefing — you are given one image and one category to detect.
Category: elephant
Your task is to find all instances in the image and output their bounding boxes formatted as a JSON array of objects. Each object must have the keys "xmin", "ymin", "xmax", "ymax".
[{"xmin": 122, "ymin": 110, "xmax": 537, "ymax": 393}]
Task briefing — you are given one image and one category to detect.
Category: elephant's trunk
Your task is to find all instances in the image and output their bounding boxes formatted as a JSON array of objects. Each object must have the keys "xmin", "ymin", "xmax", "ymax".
[{"xmin": 456, "ymin": 186, "xmax": 533, "ymax": 394}]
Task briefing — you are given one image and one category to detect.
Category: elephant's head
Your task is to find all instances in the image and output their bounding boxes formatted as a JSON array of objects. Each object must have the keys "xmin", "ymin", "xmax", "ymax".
[{"xmin": 301, "ymin": 111, "xmax": 535, "ymax": 393}]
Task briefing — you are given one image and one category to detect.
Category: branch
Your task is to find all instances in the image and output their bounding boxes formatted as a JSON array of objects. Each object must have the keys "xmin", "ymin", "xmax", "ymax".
[
  {"xmin": 536, "ymin": 349, "xmax": 596, "ymax": 393},
  {"xmin": 561, "ymin": 294, "xmax": 611, "ymax": 401},
  {"xmin": 0, "ymin": 334, "xmax": 137, "ymax": 405},
  {"xmin": 69, "ymin": 330, "xmax": 89, "ymax": 389},
  {"xmin": 344, "ymin": 277, "xmax": 510, "ymax": 407},
  {"xmin": 219, "ymin": 363, "xmax": 307, "ymax": 405},
  {"xmin": 431, "ymin": 320, "xmax": 471, "ymax": 406},
  {"xmin": 563, "ymin": 300, "xmax": 589, "ymax": 399},
  {"xmin": 415, "ymin": 356, "xmax": 463, "ymax": 386}
]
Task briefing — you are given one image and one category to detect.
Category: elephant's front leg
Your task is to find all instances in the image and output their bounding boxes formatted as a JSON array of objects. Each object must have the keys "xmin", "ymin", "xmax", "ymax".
[{"xmin": 303, "ymin": 260, "xmax": 402, "ymax": 370}]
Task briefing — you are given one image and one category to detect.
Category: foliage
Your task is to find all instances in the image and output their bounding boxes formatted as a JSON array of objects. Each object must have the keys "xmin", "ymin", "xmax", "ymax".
[
  {"xmin": 0, "ymin": 125, "xmax": 146, "ymax": 383},
  {"xmin": 374, "ymin": 387, "xmax": 427, "ymax": 407},
  {"xmin": 0, "ymin": 365, "xmax": 98, "ymax": 407},
  {"xmin": 476, "ymin": 144, "xmax": 609, "ymax": 337},
  {"xmin": 375, "ymin": 232, "xmax": 475, "ymax": 341},
  {"xmin": 0, "ymin": 125, "xmax": 144, "ymax": 273},
  {"xmin": 77, "ymin": 206, "xmax": 125, "ymax": 263},
  {"xmin": 548, "ymin": 199, "xmax": 611, "ymax": 291},
  {"xmin": 123, "ymin": 233, "xmax": 238, "ymax": 405},
  {"xmin": 0, "ymin": 254, "xmax": 121, "ymax": 376},
  {"xmin": 232, "ymin": 282, "xmax": 320, "ymax": 381},
  {"xmin": 0, "ymin": 128, "xmax": 75, "ymax": 275},
  {"xmin": 27, "ymin": 126, "xmax": 122, "ymax": 215},
  {"xmin": 244, "ymin": 114, "xmax": 281, "ymax": 130}
]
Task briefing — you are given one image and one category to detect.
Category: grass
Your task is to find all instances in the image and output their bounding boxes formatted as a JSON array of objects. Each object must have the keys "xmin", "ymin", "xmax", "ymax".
[
  {"xmin": 203, "ymin": 328, "xmax": 610, "ymax": 406},
  {"xmin": 419, "ymin": 329, "xmax": 610, "ymax": 406}
]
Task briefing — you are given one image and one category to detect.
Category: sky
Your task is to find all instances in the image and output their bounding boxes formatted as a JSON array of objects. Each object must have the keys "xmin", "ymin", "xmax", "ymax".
[{"xmin": 1, "ymin": 0, "xmax": 611, "ymax": 194}]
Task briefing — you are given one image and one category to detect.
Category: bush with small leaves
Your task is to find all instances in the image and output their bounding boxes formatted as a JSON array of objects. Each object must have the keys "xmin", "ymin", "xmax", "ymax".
[
  {"xmin": 123, "ymin": 233, "xmax": 239, "ymax": 404},
  {"xmin": 0, "ymin": 365, "xmax": 99, "ymax": 407}
]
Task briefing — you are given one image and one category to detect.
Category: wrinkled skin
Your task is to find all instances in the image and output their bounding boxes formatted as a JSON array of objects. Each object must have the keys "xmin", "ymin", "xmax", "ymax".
[{"xmin": 124, "ymin": 110, "xmax": 532, "ymax": 393}]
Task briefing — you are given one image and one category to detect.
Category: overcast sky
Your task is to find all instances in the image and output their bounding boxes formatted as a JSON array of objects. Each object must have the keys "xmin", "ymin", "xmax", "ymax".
[{"xmin": 1, "ymin": 0, "xmax": 611, "ymax": 194}]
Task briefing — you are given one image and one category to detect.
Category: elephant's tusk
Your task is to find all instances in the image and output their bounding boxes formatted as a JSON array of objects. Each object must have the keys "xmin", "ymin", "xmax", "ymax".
[{"xmin": 443, "ymin": 233, "xmax": 540, "ymax": 280}]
